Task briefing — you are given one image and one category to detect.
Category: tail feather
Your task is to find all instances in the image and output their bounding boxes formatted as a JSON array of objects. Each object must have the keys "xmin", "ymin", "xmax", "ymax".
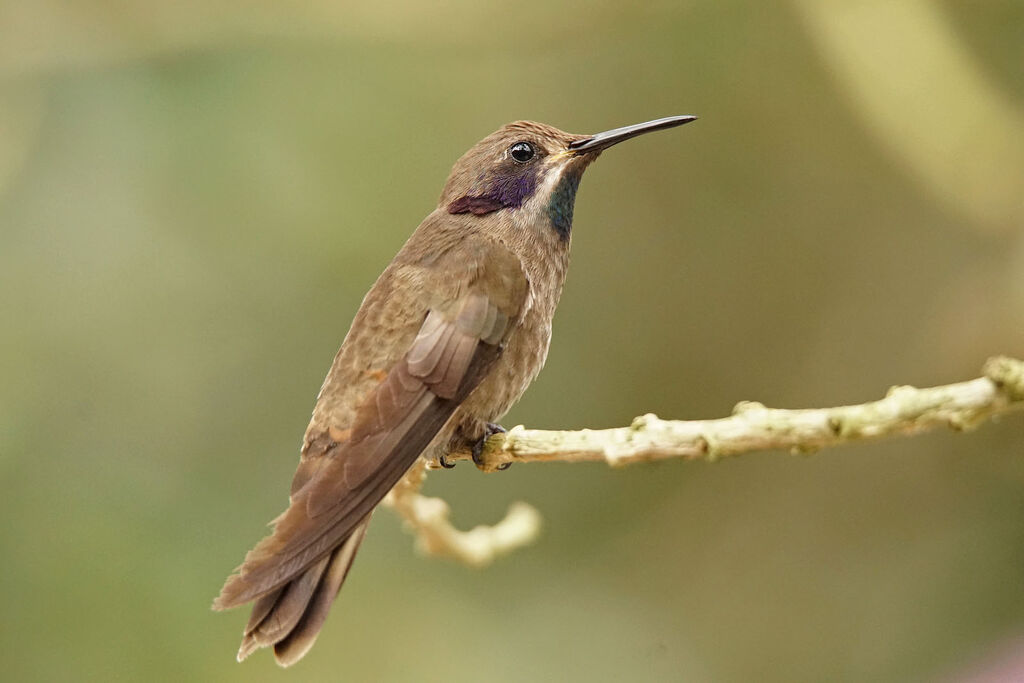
[
  {"xmin": 236, "ymin": 555, "xmax": 330, "ymax": 662},
  {"xmin": 245, "ymin": 587, "xmax": 283, "ymax": 635},
  {"xmin": 273, "ymin": 519, "xmax": 369, "ymax": 666},
  {"xmin": 228, "ymin": 517, "xmax": 370, "ymax": 667}
]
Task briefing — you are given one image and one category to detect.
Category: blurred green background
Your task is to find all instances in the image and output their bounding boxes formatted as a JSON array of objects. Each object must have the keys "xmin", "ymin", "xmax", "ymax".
[{"xmin": 2, "ymin": 1, "xmax": 1023, "ymax": 681}]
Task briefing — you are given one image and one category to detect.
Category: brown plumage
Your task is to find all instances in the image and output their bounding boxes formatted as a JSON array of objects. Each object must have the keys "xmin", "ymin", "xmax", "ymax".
[{"xmin": 213, "ymin": 116, "xmax": 696, "ymax": 666}]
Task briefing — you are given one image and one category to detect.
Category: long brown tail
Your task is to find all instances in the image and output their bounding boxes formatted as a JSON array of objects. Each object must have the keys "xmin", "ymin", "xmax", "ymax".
[{"xmin": 233, "ymin": 518, "xmax": 369, "ymax": 667}]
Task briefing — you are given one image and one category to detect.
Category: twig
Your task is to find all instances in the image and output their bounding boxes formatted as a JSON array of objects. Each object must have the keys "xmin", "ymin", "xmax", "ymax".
[
  {"xmin": 383, "ymin": 356, "xmax": 1024, "ymax": 566},
  {"xmin": 382, "ymin": 460, "xmax": 542, "ymax": 568},
  {"xmin": 453, "ymin": 356, "xmax": 1024, "ymax": 469}
]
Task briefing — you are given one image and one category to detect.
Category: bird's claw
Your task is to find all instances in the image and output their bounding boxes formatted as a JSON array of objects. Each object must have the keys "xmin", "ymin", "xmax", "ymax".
[
  {"xmin": 437, "ymin": 453, "xmax": 457, "ymax": 469},
  {"xmin": 472, "ymin": 423, "xmax": 510, "ymax": 471}
]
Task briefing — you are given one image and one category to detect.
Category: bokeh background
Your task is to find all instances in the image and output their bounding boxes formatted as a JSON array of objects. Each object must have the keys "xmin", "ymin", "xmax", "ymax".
[{"xmin": 2, "ymin": 1, "xmax": 1023, "ymax": 681}]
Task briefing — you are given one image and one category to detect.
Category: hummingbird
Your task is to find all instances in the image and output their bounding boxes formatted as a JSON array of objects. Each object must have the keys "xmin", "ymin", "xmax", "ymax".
[{"xmin": 213, "ymin": 115, "xmax": 697, "ymax": 666}]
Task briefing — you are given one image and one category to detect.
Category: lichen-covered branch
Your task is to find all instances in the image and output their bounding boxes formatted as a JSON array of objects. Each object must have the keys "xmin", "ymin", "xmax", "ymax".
[
  {"xmin": 382, "ymin": 460, "xmax": 542, "ymax": 567},
  {"xmin": 384, "ymin": 356, "xmax": 1023, "ymax": 566},
  {"xmin": 452, "ymin": 356, "xmax": 1024, "ymax": 470}
]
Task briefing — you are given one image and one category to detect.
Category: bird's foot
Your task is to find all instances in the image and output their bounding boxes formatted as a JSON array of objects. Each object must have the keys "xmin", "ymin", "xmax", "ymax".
[
  {"xmin": 437, "ymin": 452, "xmax": 457, "ymax": 469},
  {"xmin": 472, "ymin": 423, "xmax": 510, "ymax": 472}
]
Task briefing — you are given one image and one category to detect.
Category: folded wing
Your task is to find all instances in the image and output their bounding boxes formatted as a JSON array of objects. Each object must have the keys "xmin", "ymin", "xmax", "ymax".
[{"xmin": 214, "ymin": 253, "xmax": 526, "ymax": 610}]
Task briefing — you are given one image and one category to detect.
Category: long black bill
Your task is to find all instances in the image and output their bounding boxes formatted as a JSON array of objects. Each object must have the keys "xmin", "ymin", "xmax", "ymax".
[{"xmin": 569, "ymin": 115, "xmax": 698, "ymax": 154}]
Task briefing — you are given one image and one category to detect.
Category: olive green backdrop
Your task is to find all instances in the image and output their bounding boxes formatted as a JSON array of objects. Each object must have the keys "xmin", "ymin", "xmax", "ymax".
[{"xmin": 2, "ymin": 1, "xmax": 1022, "ymax": 681}]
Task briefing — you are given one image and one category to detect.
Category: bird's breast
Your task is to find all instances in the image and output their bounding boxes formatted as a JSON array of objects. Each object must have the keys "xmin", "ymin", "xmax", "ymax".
[{"xmin": 459, "ymin": 249, "xmax": 567, "ymax": 424}]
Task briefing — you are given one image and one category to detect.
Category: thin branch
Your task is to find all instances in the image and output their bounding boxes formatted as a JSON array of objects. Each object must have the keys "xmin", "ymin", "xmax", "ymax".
[
  {"xmin": 451, "ymin": 356, "xmax": 1024, "ymax": 470},
  {"xmin": 384, "ymin": 356, "xmax": 1024, "ymax": 566},
  {"xmin": 382, "ymin": 460, "xmax": 542, "ymax": 568}
]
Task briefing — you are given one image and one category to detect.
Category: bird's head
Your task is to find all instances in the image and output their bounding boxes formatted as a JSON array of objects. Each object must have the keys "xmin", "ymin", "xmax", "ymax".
[{"xmin": 439, "ymin": 116, "xmax": 696, "ymax": 241}]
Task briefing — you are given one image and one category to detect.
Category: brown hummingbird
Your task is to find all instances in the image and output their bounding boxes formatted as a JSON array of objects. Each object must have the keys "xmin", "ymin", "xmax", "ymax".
[{"xmin": 213, "ymin": 115, "xmax": 697, "ymax": 666}]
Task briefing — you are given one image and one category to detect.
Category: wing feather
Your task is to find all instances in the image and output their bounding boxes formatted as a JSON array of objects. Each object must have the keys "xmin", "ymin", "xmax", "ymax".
[{"xmin": 214, "ymin": 250, "xmax": 526, "ymax": 610}]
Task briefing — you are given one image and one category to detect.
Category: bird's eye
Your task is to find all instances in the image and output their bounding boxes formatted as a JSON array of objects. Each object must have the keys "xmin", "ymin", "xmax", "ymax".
[{"xmin": 509, "ymin": 141, "xmax": 535, "ymax": 163}]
